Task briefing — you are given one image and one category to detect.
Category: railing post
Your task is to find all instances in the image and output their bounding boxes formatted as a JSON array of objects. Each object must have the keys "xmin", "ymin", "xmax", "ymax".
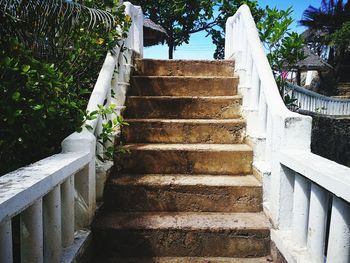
[
  {"xmin": 134, "ymin": 6, "xmax": 144, "ymax": 56},
  {"xmin": 292, "ymin": 173, "xmax": 310, "ymax": 247},
  {"xmin": 21, "ymin": 200, "xmax": 43, "ymax": 263},
  {"xmin": 327, "ymin": 196, "xmax": 350, "ymax": 263},
  {"xmin": 62, "ymin": 130, "xmax": 96, "ymax": 229},
  {"xmin": 61, "ymin": 175, "xmax": 75, "ymax": 247},
  {"xmin": 0, "ymin": 219, "xmax": 13, "ymax": 263},
  {"xmin": 224, "ymin": 18, "xmax": 234, "ymax": 59},
  {"xmin": 43, "ymin": 186, "xmax": 61, "ymax": 263},
  {"xmin": 307, "ymin": 183, "xmax": 328, "ymax": 262}
]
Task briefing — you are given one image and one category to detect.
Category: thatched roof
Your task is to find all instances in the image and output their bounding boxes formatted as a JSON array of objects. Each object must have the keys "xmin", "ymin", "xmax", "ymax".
[
  {"xmin": 293, "ymin": 47, "xmax": 333, "ymax": 71},
  {"xmin": 143, "ymin": 18, "xmax": 167, "ymax": 47}
]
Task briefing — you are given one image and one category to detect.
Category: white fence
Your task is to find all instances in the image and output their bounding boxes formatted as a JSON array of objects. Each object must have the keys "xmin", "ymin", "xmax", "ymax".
[
  {"xmin": 0, "ymin": 2, "xmax": 143, "ymax": 263},
  {"xmin": 225, "ymin": 4, "xmax": 350, "ymax": 263},
  {"xmin": 285, "ymin": 83, "xmax": 350, "ymax": 115}
]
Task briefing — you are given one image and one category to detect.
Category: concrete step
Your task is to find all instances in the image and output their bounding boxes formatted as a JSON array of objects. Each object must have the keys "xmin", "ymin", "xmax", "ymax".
[
  {"xmin": 104, "ymin": 174, "xmax": 262, "ymax": 212},
  {"xmin": 124, "ymin": 96, "xmax": 242, "ymax": 119},
  {"xmin": 92, "ymin": 212, "xmax": 271, "ymax": 258},
  {"xmin": 122, "ymin": 119, "xmax": 246, "ymax": 144},
  {"xmin": 115, "ymin": 144, "xmax": 252, "ymax": 175},
  {"xmin": 130, "ymin": 76, "xmax": 238, "ymax": 96},
  {"xmin": 134, "ymin": 59, "xmax": 235, "ymax": 77},
  {"xmin": 95, "ymin": 256, "xmax": 272, "ymax": 263}
]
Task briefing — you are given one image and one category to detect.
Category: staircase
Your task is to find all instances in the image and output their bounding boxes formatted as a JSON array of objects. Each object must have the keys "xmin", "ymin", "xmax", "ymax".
[{"xmin": 91, "ymin": 59, "xmax": 271, "ymax": 262}]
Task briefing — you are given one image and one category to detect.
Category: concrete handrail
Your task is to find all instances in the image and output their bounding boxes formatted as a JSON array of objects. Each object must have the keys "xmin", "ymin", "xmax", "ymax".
[{"xmin": 225, "ymin": 4, "xmax": 350, "ymax": 262}]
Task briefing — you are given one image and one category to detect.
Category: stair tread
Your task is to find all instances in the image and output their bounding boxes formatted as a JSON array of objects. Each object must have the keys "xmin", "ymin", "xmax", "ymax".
[
  {"xmin": 110, "ymin": 174, "xmax": 261, "ymax": 187},
  {"xmin": 97, "ymin": 256, "xmax": 271, "ymax": 263},
  {"xmin": 94, "ymin": 212, "xmax": 270, "ymax": 231},
  {"xmin": 124, "ymin": 118, "xmax": 245, "ymax": 123},
  {"xmin": 133, "ymin": 76, "xmax": 238, "ymax": 79},
  {"xmin": 128, "ymin": 95, "xmax": 241, "ymax": 99},
  {"xmin": 123, "ymin": 143, "xmax": 252, "ymax": 152}
]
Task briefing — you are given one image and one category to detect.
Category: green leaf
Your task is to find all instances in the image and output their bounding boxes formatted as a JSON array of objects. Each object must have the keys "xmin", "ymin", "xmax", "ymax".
[
  {"xmin": 12, "ymin": 91, "xmax": 21, "ymax": 101},
  {"xmin": 22, "ymin": 65, "xmax": 31, "ymax": 73}
]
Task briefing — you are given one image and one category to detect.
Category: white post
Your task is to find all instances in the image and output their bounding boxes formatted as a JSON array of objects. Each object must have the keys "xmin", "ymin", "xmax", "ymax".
[
  {"xmin": 0, "ymin": 219, "xmax": 13, "ymax": 263},
  {"xmin": 62, "ymin": 130, "xmax": 96, "ymax": 229},
  {"xmin": 43, "ymin": 186, "xmax": 62, "ymax": 263},
  {"xmin": 307, "ymin": 183, "xmax": 328, "ymax": 263},
  {"xmin": 292, "ymin": 173, "xmax": 310, "ymax": 247},
  {"xmin": 327, "ymin": 196, "xmax": 350, "ymax": 263},
  {"xmin": 61, "ymin": 175, "xmax": 75, "ymax": 247},
  {"xmin": 224, "ymin": 18, "xmax": 234, "ymax": 59},
  {"xmin": 20, "ymin": 200, "xmax": 43, "ymax": 263},
  {"xmin": 134, "ymin": 6, "xmax": 144, "ymax": 57}
]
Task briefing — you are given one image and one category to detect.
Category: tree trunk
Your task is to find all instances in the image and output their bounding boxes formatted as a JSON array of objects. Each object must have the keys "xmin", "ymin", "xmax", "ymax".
[{"xmin": 168, "ymin": 39, "xmax": 174, "ymax": 59}]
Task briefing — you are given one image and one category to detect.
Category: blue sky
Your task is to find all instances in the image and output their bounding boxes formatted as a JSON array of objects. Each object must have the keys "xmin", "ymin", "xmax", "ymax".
[{"xmin": 144, "ymin": 0, "xmax": 321, "ymax": 59}]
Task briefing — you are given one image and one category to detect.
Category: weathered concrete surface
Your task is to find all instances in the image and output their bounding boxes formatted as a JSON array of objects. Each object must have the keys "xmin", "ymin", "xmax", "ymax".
[
  {"xmin": 125, "ymin": 96, "xmax": 242, "ymax": 119},
  {"xmin": 130, "ymin": 76, "xmax": 238, "ymax": 96},
  {"xmin": 115, "ymin": 144, "xmax": 252, "ymax": 175},
  {"xmin": 104, "ymin": 175, "xmax": 262, "ymax": 212},
  {"xmin": 92, "ymin": 212, "xmax": 270, "ymax": 258},
  {"xmin": 122, "ymin": 119, "xmax": 246, "ymax": 144},
  {"xmin": 97, "ymin": 257, "xmax": 272, "ymax": 263},
  {"xmin": 134, "ymin": 59, "xmax": 235, "ymax": 77},
  {"xmin": 299, "ymin": 110, "xmax": 350, "ymax": 167}
]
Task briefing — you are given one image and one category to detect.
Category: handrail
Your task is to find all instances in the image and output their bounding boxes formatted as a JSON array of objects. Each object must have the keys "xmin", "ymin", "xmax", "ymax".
[
  {"xmin": 226, "ymin": 4, "xmax": 350, "ymax": 263},
  {"xmin": 0, "ymin": 2, "xmax": 143, "ymax": 263},
  {"xmin": 286, "ymin": 82, "xmax": 350, "ymax": 115}
]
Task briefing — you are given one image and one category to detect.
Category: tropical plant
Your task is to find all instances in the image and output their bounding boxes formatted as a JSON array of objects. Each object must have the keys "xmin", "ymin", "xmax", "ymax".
[
  {"xmin": 299, "ymin": 0, "xmax": 350, "ymax": 65},
  {"xmin": 0, "ymin": 0, "xmax": 130, "ymax": 175},
  {"xmin": 258, "ymin": 6, "xmax": 305, "ymax": 97}
]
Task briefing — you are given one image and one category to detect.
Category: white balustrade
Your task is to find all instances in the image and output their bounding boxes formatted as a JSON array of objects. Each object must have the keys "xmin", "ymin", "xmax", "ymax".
[
  {"xmin": 286, "ymin": 83, "xmax": 350, "ymax": 115},
  {"xmin": 225, "ymin": 4, "xmax": 350, "ymax": 263},
  {"xmin": 0, "ymin": 2, "xmax": 143, "ymax": 261}
]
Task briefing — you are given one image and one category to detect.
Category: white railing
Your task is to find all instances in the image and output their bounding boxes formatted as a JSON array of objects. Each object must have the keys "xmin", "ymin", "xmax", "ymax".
[
  {"xmin": 226, "ymin": 4, "xmax": 350, "ymax": 263},
  {"xmin": 285, "ymin": 83, "xmax": 350, "ymax": 115},
  {"xmin": 0, "ymin": 2, "xmax": 143, "ymax": 263}
]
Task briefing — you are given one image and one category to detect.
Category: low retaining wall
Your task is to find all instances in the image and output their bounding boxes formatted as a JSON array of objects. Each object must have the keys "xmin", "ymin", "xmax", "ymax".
[{"xmin": 299, "ymin": 110, "xmax": 350, "ymax": 167}]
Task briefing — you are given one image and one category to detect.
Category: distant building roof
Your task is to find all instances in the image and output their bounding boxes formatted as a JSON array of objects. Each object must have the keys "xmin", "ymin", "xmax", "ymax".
[
  {"xmin": 143, "ymin": 18, "xmax": 167, "ymax": 46},
  {"xmin": 293, "ymin": 47, "xmax": 333, "ymax": 71}
]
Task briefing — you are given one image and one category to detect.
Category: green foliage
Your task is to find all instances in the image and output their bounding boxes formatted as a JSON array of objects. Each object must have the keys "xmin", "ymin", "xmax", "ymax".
[
  {"xmin": 258, "ymin": 6, "xmax": 305, "ymax": 98},
  {"xmin": 131, "ymin": 0, "xmax": 216, "ymax": 58},
  {"xmin": 0, "ymin": 0, "xmax": 130, "ymax": 175},
  {"xmin": 208, "ymin": 0, "xmax": 265, "ymax": 59},
  {"xmin": 329, "ymin": 21, "xmax": 350, "ymax": 55}
]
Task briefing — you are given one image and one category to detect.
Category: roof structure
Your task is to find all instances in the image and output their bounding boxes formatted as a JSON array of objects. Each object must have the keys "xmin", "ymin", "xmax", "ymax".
[
  {"xmin": 143, "ymin": 18, "xmax": 168, "ymax": 47},
  {"xmin": 293, "ymin": 47, "xmax": 333, "ymax": 71}
]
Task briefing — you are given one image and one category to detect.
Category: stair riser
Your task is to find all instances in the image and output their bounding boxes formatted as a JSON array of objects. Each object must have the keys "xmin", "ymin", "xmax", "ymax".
[
  {"xmin": 130, "ymin": 77, "xmax": 238, "ymax": 96},
  {"xmin": 125, "ymin": 97, "xmax": 242, "ymax": 119},
  {"xmin": 104, "ymin": 185, "xmax": 262, "ymax": 212},
  {"xmin": 116, "ymin": 150, "xmax": 252, "ymax": 175},
  {"xmin": 122, "ymin": 121, "xmax": 245, "ymax": 144},
  {"xmin": 93, "ymin": 229, "xmax": 270, "ymax": 258},
  {"xmin": 134, "ymin": 60, "xmax": 235, "ymax": 77}
]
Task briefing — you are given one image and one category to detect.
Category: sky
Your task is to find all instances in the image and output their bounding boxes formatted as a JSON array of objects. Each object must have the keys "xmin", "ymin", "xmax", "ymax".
[{"xmin": 144, "ymin": 0, "xmax": 321, "ymax": 60}]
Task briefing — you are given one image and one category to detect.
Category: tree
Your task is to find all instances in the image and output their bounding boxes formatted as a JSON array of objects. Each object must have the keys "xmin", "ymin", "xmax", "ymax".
[
  {"xmin": 207, "ymin": 0, "xmax": 265, "ymax": 59},
  {"xmin": 299, "ymin": 0, "xmax": 350, "ymax": 66},
  {"xmin": 131, "ymin": 0, "xmax": 216, "ymax": 59}
]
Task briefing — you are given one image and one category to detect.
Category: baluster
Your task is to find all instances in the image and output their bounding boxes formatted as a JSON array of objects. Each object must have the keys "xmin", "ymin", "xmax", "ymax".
[
  {"xmin": 0, "ymin": 219, "xmax": 13, "ymax": 263},
  {"xmin": 265, "ymin": 108, "xmax": 272, "ymax": 164},
  {"xmin": 250, "ymin": 65, "xmax": 260, "ymax": 110},
  {"xmin": 292, "ymin": 174, "xmax": 310, "ymax": 247},
  {"xmin": 74, "ymin": 162, "xmax": 96, "ymax": 229},
  {"xmin": 327, "ymin": 196, "xmax": 350, "ymax": 263},
  {"xmin": 21, "ymin": 200, "xmax": 43, "ymax": 263},
  {"xmin": 307, "ymin": 183, "xmax": 328, "ymax": 262},
  {"xmin": 61, "ymin": 175, "xmax": 74, "ymax": 247},
  {"xmin": 224, "ymin": 18, "xmax": 234, "ymax": 59},
  {"xmin": 43, "ymin": 186, "xmax": 61, "ymax": 263},
  {"xmin": 257, "ymin": 86, "xmax": 267, "ymax": 135}
]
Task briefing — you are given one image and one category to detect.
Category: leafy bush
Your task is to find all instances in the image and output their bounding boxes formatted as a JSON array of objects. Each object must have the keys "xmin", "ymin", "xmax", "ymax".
[{"xmin": 0, "ymin": 1, "xmax": 130, "ymax": 175}]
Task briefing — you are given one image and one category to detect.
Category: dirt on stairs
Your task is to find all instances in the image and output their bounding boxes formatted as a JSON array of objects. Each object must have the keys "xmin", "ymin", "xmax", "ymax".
[{"xmin": 91, "ymin": 59, "xmax": 271, "ymax": 263}]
